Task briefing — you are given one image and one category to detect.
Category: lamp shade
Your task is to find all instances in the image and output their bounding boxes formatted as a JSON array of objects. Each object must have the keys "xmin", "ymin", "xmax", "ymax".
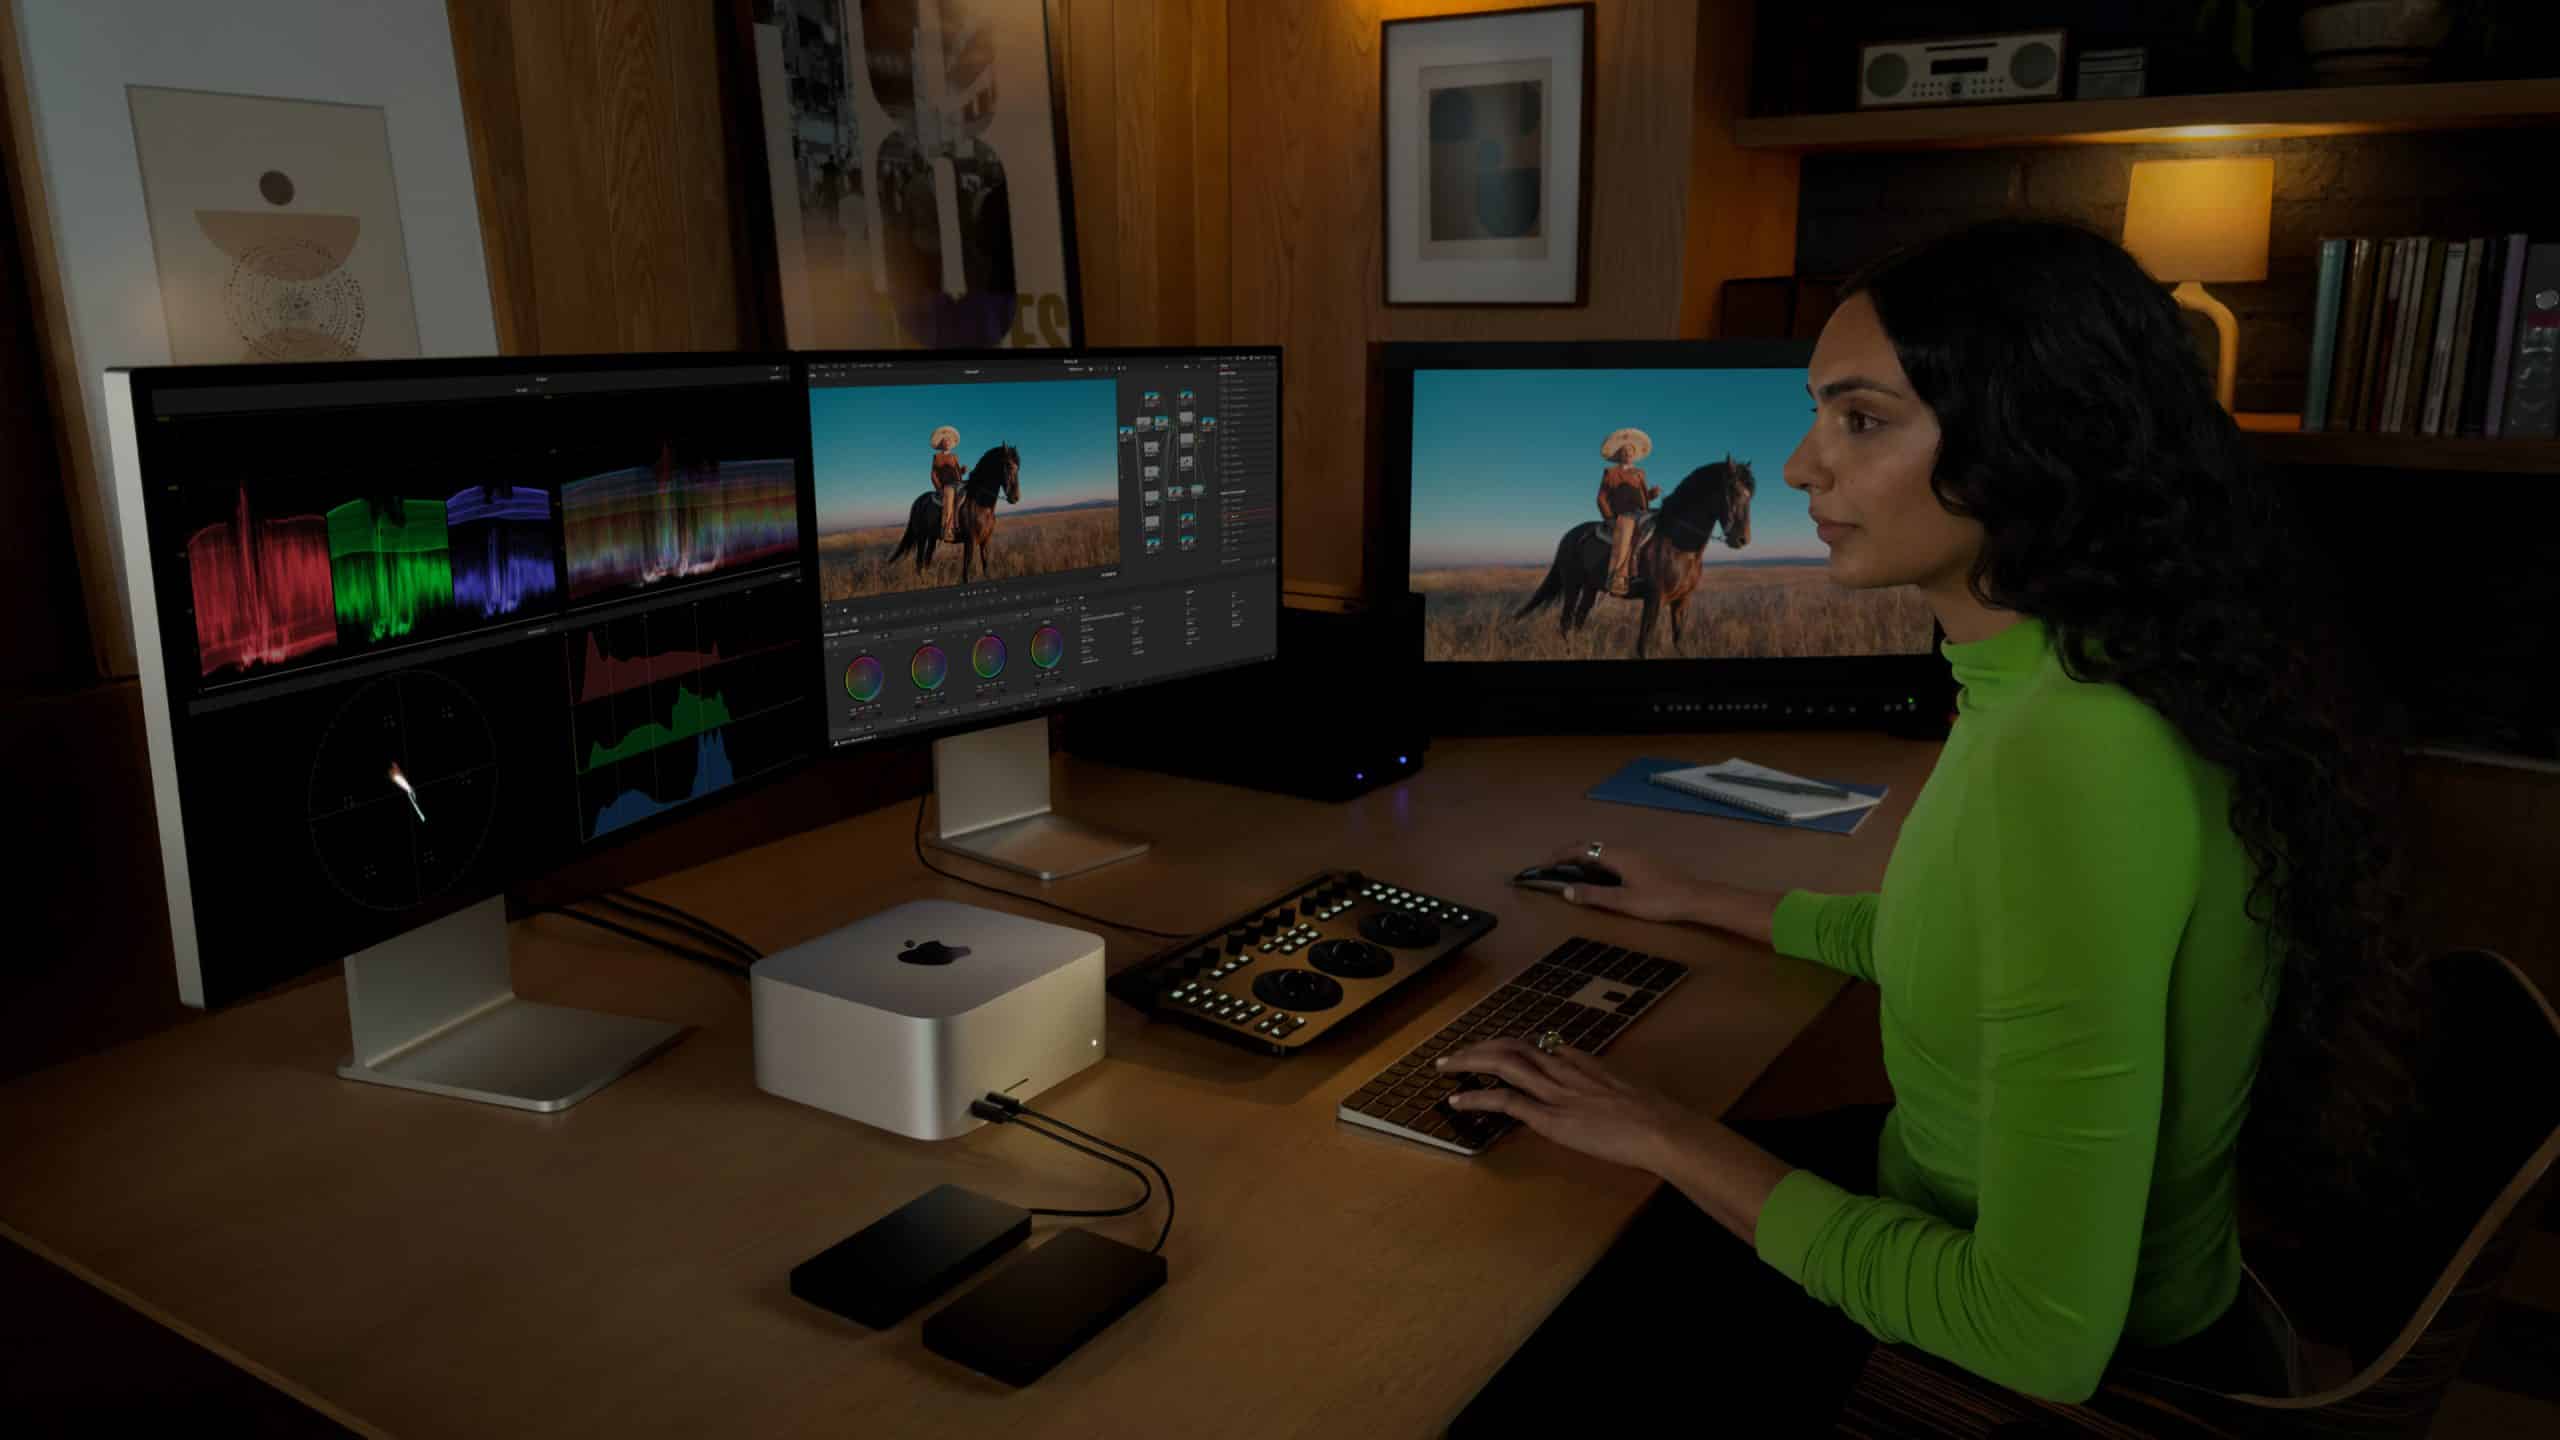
[{"xmin": 2122, "ymin": 157, "xmax": 2274, "ymax": 284}]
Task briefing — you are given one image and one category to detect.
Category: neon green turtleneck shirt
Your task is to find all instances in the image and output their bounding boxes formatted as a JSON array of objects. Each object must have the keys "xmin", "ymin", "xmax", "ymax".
[{"xmin": 1753, "ymin": 615, "xmax": 2275, "ymax": 1403}]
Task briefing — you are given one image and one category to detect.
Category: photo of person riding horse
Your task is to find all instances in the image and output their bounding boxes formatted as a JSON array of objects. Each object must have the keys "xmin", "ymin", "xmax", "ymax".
[
  {"xmin": 1408, "ymin": 367, "xmax": 1936, "ymax": 662},
  {"xmin": 812, "ymin": 377, "xmax": 1121, "ymax": 602}
]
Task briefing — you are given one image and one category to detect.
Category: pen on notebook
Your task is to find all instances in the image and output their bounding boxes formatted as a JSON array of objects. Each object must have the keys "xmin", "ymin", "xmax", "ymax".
[{"xmin": 1707, "ymin": 771, "xmax": 1857, "ymax": 801}]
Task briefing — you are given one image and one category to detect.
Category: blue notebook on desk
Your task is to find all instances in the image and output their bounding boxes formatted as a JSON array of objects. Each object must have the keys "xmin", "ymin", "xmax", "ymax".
[{"xmin": 1588, "ymin": 757, "xmax": 1888, "ymax": 836}]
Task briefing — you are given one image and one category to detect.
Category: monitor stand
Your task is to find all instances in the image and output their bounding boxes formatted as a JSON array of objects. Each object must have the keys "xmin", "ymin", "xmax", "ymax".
[
  {"xmin": 336, "ymin": 897, "xmax": 685, "ymax": 1114},
  {"xmin": 923, "ymin": 716, "xmax": 1149, "ymax": 881}
]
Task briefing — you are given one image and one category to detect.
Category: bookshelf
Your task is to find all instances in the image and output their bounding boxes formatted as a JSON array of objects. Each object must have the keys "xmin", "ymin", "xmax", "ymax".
[
  {"xmin": 1735, "ymin": 77, "xmax": 2560, "ymax": 152},
  {"xmin": 2238, "ymin": 414, "xmax": 2560, "ymax": 472}
]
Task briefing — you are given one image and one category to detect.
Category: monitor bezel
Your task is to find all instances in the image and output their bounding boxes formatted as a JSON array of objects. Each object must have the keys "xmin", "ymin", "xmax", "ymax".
[{"xmin": 1371, "ymin": 338, "xmax": 1950, "ymax": 735}]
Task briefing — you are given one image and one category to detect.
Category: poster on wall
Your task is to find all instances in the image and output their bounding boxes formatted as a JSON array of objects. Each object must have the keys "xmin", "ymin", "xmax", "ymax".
[
  {"xmin": 737, "ymin": 0, "xmax": 1082, "ymax": 350},
  {"xmin": 10, "ymin": 0, "xmax": 496, "ymax": 677},
  {"xmin": 1382, "ymin": 4, "xmax": 1592, "ymax": 307},
  {"xmin": 127, "ymin": 87, "xmax": 423, "ymax": 364}
]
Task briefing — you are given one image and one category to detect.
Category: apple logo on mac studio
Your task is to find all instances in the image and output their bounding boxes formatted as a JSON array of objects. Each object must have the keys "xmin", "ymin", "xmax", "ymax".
[{"xmin": 898, "ymin": 939, "xmax": 970, "ymax": 966}]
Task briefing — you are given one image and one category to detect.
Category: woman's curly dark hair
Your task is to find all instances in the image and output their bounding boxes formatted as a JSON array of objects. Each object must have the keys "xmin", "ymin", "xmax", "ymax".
[{"xmin": 1846, "ymin": 219, "xmax": 2433, "ymax": 1250}]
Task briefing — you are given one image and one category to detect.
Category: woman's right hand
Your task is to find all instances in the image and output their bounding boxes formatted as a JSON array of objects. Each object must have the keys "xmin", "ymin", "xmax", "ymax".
[{"xmin": 1542, "ymin": 843, "xmax": 1706, "ymax": 925}]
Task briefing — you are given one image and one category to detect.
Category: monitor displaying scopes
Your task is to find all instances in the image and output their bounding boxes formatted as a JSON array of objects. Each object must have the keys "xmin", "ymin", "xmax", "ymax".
[{"xmin": 112, "ymin": 357, "xmax": 817, "ymax": 1008}]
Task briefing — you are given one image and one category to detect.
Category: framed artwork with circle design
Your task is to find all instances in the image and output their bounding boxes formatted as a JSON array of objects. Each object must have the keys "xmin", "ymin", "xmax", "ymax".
[{"xmin": 1381, "ymin": 3, "xmax": 1594, "ymax": 308}]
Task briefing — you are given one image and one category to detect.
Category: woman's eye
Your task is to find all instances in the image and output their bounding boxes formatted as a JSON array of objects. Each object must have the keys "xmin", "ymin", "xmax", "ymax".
[{"xmin": 1843, "ymin": 411, "xmax": 1881, "ymax": 435}]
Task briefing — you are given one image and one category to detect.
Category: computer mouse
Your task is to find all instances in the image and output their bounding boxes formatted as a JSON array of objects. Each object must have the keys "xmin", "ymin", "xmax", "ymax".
[{"xmin": 1512, "ymin": 860, "xmax": 1622, "ymax": 894}]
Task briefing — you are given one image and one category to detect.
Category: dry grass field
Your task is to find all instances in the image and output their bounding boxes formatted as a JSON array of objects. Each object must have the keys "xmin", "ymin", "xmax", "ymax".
[
  {"xmin": 818, "ymin": 508, "xmax": 1118, "ymax": 601},
  {"xmin": 1417, "ymin": 561, "xmax": 1935, "ymax": 661}
]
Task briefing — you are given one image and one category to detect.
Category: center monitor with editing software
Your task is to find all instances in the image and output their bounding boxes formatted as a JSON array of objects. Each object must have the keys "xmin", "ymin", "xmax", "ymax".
[
  {"xmin": 1372, "ymin": 340, "xmax": 1951, "ymax": 735},
  {"xmin": 801, "ymin": 347, "xmax": 1281, "ymax": 879}
]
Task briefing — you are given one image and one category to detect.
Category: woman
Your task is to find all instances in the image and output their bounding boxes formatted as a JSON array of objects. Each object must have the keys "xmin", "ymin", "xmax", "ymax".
[{"xmin": 1442, "ymin": 220, "xmax": 2427, "ymax": 1427}]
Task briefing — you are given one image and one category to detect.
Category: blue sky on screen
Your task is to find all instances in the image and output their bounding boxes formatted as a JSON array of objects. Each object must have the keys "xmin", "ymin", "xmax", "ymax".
[
  {"xmin": 813, "ymin": 378, "xmax": 1120, "ymax": 531},
  {"xmin": 1408, "ymin": 367, "xmax": 1822, "ymax": 569}
]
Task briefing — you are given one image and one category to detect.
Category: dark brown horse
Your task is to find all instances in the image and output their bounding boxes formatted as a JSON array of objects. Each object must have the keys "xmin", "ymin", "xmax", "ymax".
[
  {"xmin": 1511, "ymin": 458, "xmax": 1756, "ymax": 658},
  {"xmin": 888, "ymin": 444, "xmax": 1021, "ymax": 582}
]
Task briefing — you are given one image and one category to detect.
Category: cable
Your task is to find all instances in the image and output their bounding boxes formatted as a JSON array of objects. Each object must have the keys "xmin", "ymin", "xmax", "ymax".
[
  {"xmin": 531, "ymin": 904, "xmax": 750, "ymax": 979},
  {"xmin": 912, "ymin": 795, "xmax": 1193, "ymax": 941},
  {"xmin": 595, "ymin": 892, "xmax": 761, "ymax": 963},
  {"xmin": 1002, "ymin": 1098, "xmax": 1176, "ymax": 1256},
  {"xmin": 968, "ymin": 1099, "xmax": 1155, "ymax": 1222}
]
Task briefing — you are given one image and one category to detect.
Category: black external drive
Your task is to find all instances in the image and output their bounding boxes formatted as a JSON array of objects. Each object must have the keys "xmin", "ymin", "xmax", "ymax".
[
  {"xmin": 921, "ymin": 1228, "xmax": 1168, "ymax": 1386},
  {"xmin": 790, "ymin": 1184, "xmax": 1031, "ymax": 1329}
]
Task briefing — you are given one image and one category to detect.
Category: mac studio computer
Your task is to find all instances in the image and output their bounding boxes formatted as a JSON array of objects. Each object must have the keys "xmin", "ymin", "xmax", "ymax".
[
  {"xmin": 1373, "ymin": 340, "xmax": 1953, "ymax": 734},
  {"xmin": 102, "ymin": 346, "xmax": 1280, "ymax": 1113},
  {"xmin": 802, "ymin": 348, "xmax": 1281, "ymax": 880}
]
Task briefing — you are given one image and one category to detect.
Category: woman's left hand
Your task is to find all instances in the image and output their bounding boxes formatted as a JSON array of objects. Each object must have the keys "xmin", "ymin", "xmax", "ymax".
[{"xmin": 1436, "ymin": 1039, "xmax": 1703, "ymax": 1175}]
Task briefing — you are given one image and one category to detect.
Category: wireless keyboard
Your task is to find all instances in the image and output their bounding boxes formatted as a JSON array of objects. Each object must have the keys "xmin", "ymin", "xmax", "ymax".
[
  {"xmin": 1106, "ymin": 870, "xmax": 1497, "ymax": 1056},
  {"xmin": 1335, "ymin": 936, "xmax": 1690, "ymax": 1156}
]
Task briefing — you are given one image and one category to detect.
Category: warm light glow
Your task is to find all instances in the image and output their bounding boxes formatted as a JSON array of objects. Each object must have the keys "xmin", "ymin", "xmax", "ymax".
[{"xmin": 2122, "ymin": 157, "xmax": 2274, "ymax": 283}]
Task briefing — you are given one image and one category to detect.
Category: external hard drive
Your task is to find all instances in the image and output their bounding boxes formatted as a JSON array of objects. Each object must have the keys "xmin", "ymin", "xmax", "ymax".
[
  {"xmin": 790, "ymin": 1184, "xmax": 1031, "ymax": 1329},
  {"xmin": 921, "ymin": 1228, "xmax": 1167, "ymax": 1386}
]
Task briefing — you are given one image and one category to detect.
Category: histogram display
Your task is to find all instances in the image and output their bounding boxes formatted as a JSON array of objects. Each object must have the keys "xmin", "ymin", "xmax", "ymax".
[
  {"xmin": 590, "ymin": 731, "xmax": 738, "ymax": 838},
  {"xmin": 327, "ymin": 496, "xmax": 454, "ymax": 645},
  {"xmin": 187, "ymin": 485, "xmax": 338, "ymax": 677},
  {"xmin": 446, "ymin": 485, "xmax": 557, "ymax": 619},
  {"xmin": 560, "ymin": 443, "xmax": 798, "ymax": 602},
  {"xmin": 566, "ymin": 580, "xmax": 812, "ymax": 843}
]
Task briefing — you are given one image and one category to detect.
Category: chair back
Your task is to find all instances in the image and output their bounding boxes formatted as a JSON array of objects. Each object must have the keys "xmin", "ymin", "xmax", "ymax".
[{"xmin": 2226, "ymin": 948, "xmax": 2560, "ymax": 1435}]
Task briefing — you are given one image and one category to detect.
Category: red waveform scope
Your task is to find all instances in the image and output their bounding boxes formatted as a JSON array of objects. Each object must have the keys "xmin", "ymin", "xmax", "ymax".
[
  {"xmin": 187, "ymin": 485, "xmax": 338, "ymax": 677},
  {"xmin": 574, "ymin": 629, "xmax": 728, "ymax": 704}
]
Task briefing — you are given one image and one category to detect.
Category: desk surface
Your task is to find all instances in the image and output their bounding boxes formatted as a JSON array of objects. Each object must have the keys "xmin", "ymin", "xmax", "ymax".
[{"xmin": 1, "ymin": 732, "xmax": 1936, "ymax": 1438}]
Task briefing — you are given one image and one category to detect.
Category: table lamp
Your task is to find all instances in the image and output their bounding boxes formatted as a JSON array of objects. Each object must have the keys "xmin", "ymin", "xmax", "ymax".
[{"xmin": 2121, "ymin": 156, "xmax": 2274, "ymax": 412}]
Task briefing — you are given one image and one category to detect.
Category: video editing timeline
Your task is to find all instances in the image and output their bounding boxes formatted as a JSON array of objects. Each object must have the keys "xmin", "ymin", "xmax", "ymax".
[
  {"xmin": 136, "ymin": 361, "xmax": 817, "ymax": 1004},
  {"xmin": 807, "ymin": 351, "xmax": 1281, "ymax": 747}
]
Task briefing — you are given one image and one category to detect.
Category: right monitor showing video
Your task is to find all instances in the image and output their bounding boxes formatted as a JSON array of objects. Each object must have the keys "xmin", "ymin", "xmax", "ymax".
[{"xmin": 1383, "ymin": 340, "xmax": 1948, "ymax": 733}]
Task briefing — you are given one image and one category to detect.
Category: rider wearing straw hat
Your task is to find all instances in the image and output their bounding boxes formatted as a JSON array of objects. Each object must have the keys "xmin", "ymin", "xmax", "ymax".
[
  {"xmin": 1598, "ymin": 426, "xmax": 1659, "ymax": 597},
  {"xmin": 930, "ymin": 425, "xmax": 964, "ymax": 542}
]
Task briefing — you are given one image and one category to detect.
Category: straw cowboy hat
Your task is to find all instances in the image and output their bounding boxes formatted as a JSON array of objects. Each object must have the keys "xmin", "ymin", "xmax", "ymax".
[
  {"xmin": 930, "ymin": 425, "xmax": 961, "ymax": 452},
  {"xmin": 1601, "ymin": 427, "xmax": 1652, "ymax": 462}
]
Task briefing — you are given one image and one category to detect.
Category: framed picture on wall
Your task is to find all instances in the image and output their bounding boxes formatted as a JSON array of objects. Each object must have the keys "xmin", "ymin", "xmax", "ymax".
[
  {"xmin": 1381, "ymin": 3, "xmax": 1593, "ymax": 307},
  {"xmin": 725, "ymin": 0, "xmax": 1083, "ymax": 350},
  {"xmin": 5, "ymin": 0, "xmax": 496, "ymax": 676}
]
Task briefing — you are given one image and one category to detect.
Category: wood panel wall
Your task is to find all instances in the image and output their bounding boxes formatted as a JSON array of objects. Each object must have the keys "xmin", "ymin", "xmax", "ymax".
[
  {"xmin": 447, "ymin": 0, "xmax": 743, "ymax": 354},
  {"xmin": 1055, "ymin": 0, "xmax": 1231, "ymax": 349},
  {"xmin": 1226, "ymin": 0, "xmax": 1708, "ymax": 599}
]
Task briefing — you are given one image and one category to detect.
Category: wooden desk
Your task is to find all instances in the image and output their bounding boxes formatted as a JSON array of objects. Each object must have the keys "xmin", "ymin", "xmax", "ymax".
[{"xmin": 0, "ymin": 733, "xmax": 1937, "ymax": 1438}]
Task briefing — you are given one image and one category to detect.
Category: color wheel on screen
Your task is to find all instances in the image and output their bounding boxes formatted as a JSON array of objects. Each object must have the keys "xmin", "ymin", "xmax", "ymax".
[
  {"xmin": 843, "ymin": 654, "xmax": 884, "ymax": 704},
  {"xmin": 1031, "ymin": 625, "xmax": 1065, "ymax": 670},
  {"xmin": 910, "ymin": 644, "xmax": 948, "ymax": 692},
  {"xmin": 971, "ymin": 634, "xmax": 1006, "ymax": 679}
]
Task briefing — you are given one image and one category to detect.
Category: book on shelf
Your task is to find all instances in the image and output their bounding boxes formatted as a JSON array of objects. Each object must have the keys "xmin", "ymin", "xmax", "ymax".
[
  {"xmin": 2324, "ymin": 237, "xmax": 2380, "ymax": 432},
  {"xmin": 2298, "ymin": 231, "xmax": 2551, "ymax": 441},
  {"xmin": 2418, "ymin": 239, "xmax": 2465, "ymax": 437},
  {"xmin": 2383, "ymin": 237, "xmax": 2422, "ymax": 430},
  {"xmin": 2440, "ymin": 237, "xmax": 2485, "ymax": 438},
  {"xmin": 2303, "ymin": 238, "xmax": 2348, "ymax": 432},
  {"xmin": 2354, "ymin": 237, "xmax": 2401, "ymax": 432},
  {"xmin": 2505, "ymin": 242, "xmax": 2560, "ymax": 440},
  {"xmin": 2485, "ymin": 235, "xmax": 2529, "ymax": 436},
  {"xmin": 2388, "ymin": 237, "xmax": 2441, "ymax": 434}
]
